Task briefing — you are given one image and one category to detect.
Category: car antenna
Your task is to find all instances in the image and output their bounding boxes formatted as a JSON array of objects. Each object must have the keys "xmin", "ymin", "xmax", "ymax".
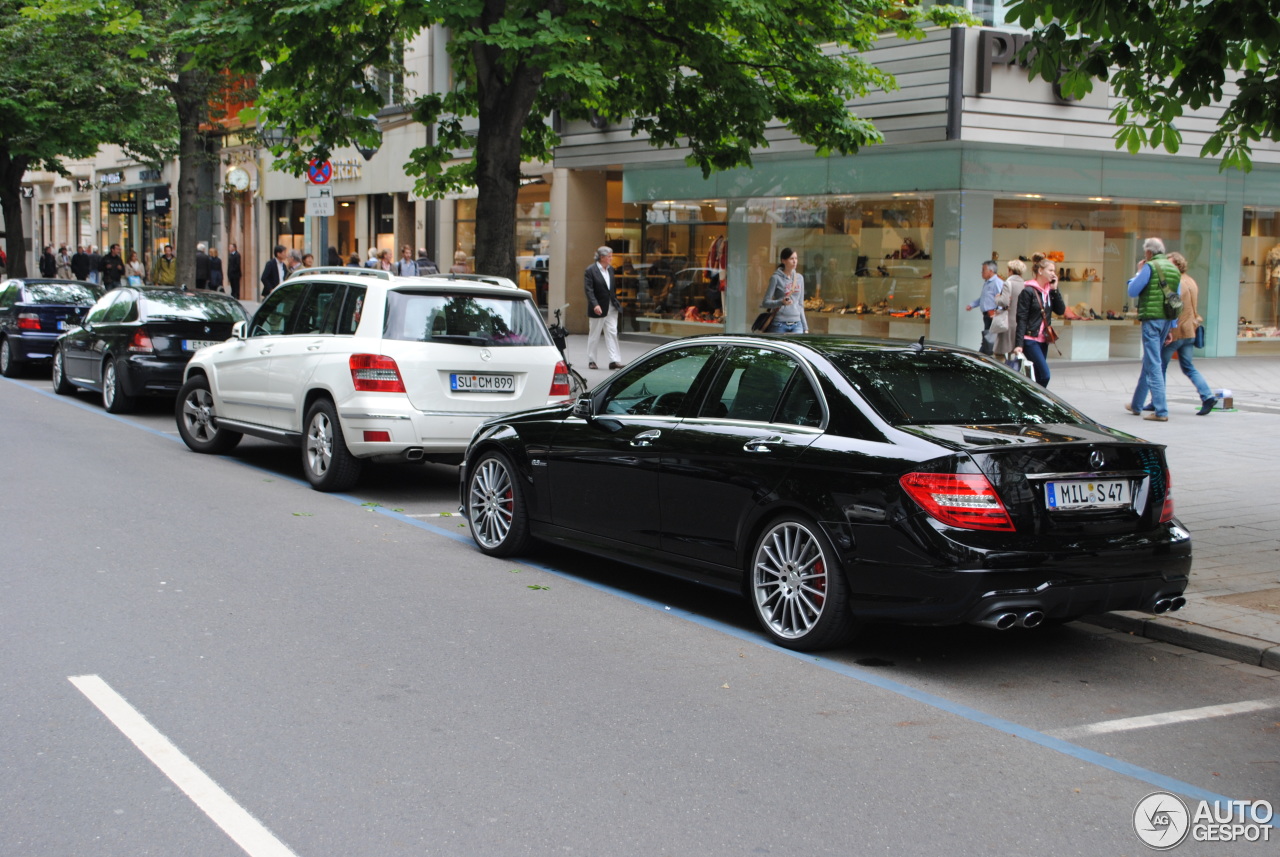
[{"xmin": 912, "ymin": 335, "xmax": 925, "ymax": 352}]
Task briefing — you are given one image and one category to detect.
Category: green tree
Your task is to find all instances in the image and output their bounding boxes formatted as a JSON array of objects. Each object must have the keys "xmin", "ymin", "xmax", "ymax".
[
  {"xmin": 0, "ymin": 1, "xmax": 171, "ymax": 277},
  {"xmin": 1008, "ymin": 0, "xmax": 1280, "ymax": 171},
  {"xmin": 205, "ymin": 0, "xmax": 970, "ymax": 280}
]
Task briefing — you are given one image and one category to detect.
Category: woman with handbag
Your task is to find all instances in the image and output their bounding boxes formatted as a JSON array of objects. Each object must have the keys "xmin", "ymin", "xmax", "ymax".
[
  {"xmin": 759, "ymin": 247, "xmax": 808, "ymax": 334},
  {"xmin": 1011, "ymin": 255, "xmax": 1065, "ymax": 387}
]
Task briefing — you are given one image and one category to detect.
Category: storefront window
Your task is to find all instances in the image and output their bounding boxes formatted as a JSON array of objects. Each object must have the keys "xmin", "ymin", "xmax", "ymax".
[
  {"xmin": 1240, "ymin": 208, "xmax": 1280, "ymax": 344},
  {"xmin": 273, "ymin": 200, "xmax": 306, "ymax": 252}
]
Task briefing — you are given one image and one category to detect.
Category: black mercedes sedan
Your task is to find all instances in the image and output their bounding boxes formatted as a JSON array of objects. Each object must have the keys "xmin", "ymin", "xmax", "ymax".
[
  {"xmin": 460, "ymin": 335, "xmax": 1191, "ymax": 651},
  {"xmin": 0, "ymin": 278, "xmax": 100, "ymax": 377},
  {"xmin": 53, "ymin": 286, "xmax": 248, "ymax": 413}
]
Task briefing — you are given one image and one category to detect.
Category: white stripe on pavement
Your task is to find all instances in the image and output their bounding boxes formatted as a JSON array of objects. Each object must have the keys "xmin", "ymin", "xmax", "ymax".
[
  {"xmin": 1048, "ymin": 696, "xmax": 1280, "ymax": 740},
  {"xmin": 68, "ymin": 675, "xmax": 298, "ymax": 857}
]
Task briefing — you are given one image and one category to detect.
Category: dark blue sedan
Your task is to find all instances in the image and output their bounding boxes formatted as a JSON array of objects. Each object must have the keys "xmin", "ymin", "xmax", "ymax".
[{"xmin": 0, "ymin": 278, "xmax": 100, "ymax": 377}]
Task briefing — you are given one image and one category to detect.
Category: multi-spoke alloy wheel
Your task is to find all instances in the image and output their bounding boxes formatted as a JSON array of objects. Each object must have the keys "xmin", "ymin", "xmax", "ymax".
[
  {"xmin": 175, "ymin": 376, "xmax": 241, "ymax": 454},
  {"xmin": 301, "ymin": 399, "xmax": 361, "ymax": 492},
  {"xmin": 467, "ymin": 451, "xmax": 530, "ymax": 556},
  {"xmin": 101, "ymin": 359, "xmax": 134, "ymax": 413},
  {"xmin": 750, "ymin": 516, "xmax": 854, "ymax": 651}
]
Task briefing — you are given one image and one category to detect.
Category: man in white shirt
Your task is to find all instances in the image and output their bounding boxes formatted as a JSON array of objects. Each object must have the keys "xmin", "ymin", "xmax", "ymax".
[{"xmin": 583, "ymin": 246, "xmax": 624, "ymax": 369}]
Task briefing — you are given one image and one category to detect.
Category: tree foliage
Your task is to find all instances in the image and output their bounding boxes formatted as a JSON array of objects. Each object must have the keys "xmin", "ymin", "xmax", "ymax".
[
  {"xmin": 0, "ymin": 0, "xmax": 172, "ymax": 275},
  {"xmin": 1008, "ymin": 0, "xmax": 1280, "ymax": 171},
  {"xmin": 201, "ymin": 0, "xmax": 971, "ymax": 279}
]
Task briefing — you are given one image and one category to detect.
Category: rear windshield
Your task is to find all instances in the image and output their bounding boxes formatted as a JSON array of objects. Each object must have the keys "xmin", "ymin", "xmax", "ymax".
[
  {"xmin": 829, "ymin": 350, "xmax": 1083, "ymax": 426},
  {"xmin": 27, "ymin": 283, "xmax": 97, "ymax": 305},
  {"xmin": 139, "ymin": 292, "xmax": 248, "ymax": 323},
  {"xmin": 383, "ymin": 291, "xmax": 552, "ymax": 347}
]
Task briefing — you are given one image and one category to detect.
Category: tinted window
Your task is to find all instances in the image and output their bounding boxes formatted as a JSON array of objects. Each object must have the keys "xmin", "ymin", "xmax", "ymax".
[
  {"xmin": 829, "ymin": 350, "xmax": 1082, "ymax": 426},
  {"xmin": 103, "ymin": 294, "xmax": 134, "ymax": 323},
  {"xmin": 26, "ymin": 283, "xmax": 97, "ymax": 305},
  {"xmin": 0, "ymin": 284, "xmax": 15, "ymax": 308},
  {"xmin": 699, "ymin": 348, "xmax": 799, "ymax": 423},
  {"xmin": 140, "ymin": 292, "xmax": 247, "ymax": 324},
  {"xmin": 600, "ymin": 346, "xmax": 717, "ymax": 416},
  {"xmin": 294, "ymin": 282, "xmax": 343, "ymax": 334},
  {"xmin": 251, "ymin": 284, "xmax": 305, "ymax": 336},
  {"xmin": 383, "ymin": 291, "xmax": 551, "ymax": 347},
  {"xmin": 84, "ymin": 293, "xmax": 118, "ymax": 324},
  {"xmin": 335, "ymin": 286, "xmax": 367, "ymax": 335}
]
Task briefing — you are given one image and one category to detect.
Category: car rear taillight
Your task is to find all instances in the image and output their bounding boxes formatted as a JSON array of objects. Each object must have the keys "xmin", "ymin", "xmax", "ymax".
[
  {"xmin": 550, "ymin": 360, "xmax": 571, "ymax": 398},
  {"xmin": 900, "ymin": 472, "xmax": 1016, "ymax": 532},
  {"xmin": 350, "ymin": 354, "xmax": 406, "ymax": 393},
  {"xmin": 128, "ymin": 328, "xmax": 154, "ymax": 353},
  {"xmin": 1160, "ymin": 470, "xmax": 1174, "ymax": 523},
  {"xmin": 17, "ymin": 313, "xmax": 40, "ymax": 331},
  {"xmin": 363, "ymin": 430, "xmax": 391, "ymax": 442}
]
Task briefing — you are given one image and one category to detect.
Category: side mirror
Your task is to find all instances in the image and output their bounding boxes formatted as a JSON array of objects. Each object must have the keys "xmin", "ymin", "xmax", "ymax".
[
  {"xmin": 571, "ymin": 394, "xmax": 593, "ymax": 419},
  {"xmin": 231, "ymin": 320, "xmax": 247, "ymax": 341}
]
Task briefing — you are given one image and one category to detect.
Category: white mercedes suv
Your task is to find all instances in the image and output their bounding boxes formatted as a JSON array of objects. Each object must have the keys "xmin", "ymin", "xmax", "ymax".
[{"xmin": 175, "ymin": 267, "xmax": 573, "ymax": 491}]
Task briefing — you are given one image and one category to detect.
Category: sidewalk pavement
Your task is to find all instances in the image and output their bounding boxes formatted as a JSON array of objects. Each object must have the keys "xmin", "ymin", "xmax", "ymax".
[{"xmin": 565, "ymin": 333, "xmax": 1280, "ymax": 668}]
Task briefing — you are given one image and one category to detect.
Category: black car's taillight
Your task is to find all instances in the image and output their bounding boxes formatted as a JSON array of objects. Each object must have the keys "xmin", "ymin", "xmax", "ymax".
[
  {"xmin": 17, "ymin": 312, "xmax": 41, "ymax": 331},
  {"xmin": 1160, "ymin": 470, "xmax": 1174, "ymax": 523},
  {"xmin": 900, "ymin": 472, "xmax": 1015, "ymax": 532},
  {"xmin": 128, "ymin": 328, "xmax": 154, "ymax": 353}
]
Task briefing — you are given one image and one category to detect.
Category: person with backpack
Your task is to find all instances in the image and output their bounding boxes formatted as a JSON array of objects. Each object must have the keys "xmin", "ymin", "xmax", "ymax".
[{"xmin": 1124, "ymin": 237, "xmax": 1181, "ymax": 422}]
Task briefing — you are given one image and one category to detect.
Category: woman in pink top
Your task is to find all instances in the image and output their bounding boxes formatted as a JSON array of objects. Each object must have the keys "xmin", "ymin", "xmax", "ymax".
[{"xmin": 1012, "ymin": 255, "xmax": 1065, "ymax": 387}]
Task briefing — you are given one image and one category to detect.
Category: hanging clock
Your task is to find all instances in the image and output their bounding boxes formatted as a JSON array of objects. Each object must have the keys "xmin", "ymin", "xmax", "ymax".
[{"xmin": 225, "ymin": 167, "xmax": 250, "ymax": 191}]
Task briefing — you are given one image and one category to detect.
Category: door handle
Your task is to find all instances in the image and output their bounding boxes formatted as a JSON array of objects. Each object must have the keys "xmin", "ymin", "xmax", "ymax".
[
  {"xmin": 630, "ymin": 429, "xmax": 661, "ymax": 447},
  {"xmin": 258, "ymin": 346, "xmax": 273, "ymax": 354},
  {"xmin": 743, "ymin": 435, "xmax": 784, "ymax": 453}
]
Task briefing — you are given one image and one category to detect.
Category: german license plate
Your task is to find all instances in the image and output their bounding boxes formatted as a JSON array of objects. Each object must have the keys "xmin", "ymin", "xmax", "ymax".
[
  {"xmin": 183, "ymin": 339, "xmax": 220, "ymax": 351},
  {"xmin": 1046, "ymin": 479, "xmax": 1131, "ymax": 510},
  {"xmin": 57, "ymin": 320, "xmax": 68, "ymax": 331},
  {"xmin": 451, "ymin": 373, "xmax": 515, "ymax": 393}
]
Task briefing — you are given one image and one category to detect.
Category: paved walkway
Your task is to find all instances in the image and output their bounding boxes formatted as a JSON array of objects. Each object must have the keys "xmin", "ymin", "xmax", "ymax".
[{"xmin": 566, "ymin": 334, "xmax": 1280, "ymax": 667}]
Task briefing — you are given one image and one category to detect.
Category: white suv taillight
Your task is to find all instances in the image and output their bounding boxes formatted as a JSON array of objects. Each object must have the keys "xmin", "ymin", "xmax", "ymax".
[
  {"xmin": 900, "ymin": 472, "xmax": 1015, "ymax": 532},
  {"xmin": 350, "ymin": 354, "xmax": 406, "ymax": 392},
  {"xmin": 550, "ymin": 361, "xmax": 571, "ymax": 398}
]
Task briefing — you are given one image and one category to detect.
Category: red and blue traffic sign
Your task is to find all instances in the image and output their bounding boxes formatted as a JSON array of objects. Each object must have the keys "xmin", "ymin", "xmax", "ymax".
[{"xmin": 307, "ymin": 158, "xmax": 333, "ymax": 185}]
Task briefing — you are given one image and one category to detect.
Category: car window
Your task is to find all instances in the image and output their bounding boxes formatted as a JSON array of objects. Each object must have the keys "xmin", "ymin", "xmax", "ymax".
[
  {"xmin": 0, "ymin": 284, "xmax": 15, "ymax": 308},
  {"xmin": 138, "ymin": 291, "xmax": 248, "ymax": 324},
  {"xmin": 829, "ymin": 350, "xmax": 1082, "ymax": 426},
  {"xmin": 103, "ymin": 292, "xmax": 134, "ymax": 323},
  {"xmin": 294, "ymin": 282, "xmax": 343, "ymax": 334},
  {"xmin": 26, "ymin": 283, "xmax": 97, "ymax": 305},
  {"xmin": 776, "ymin": 373, "xmax": 824, "ymax": 427},
  {"xmin": 383, "ymin": 291, "xmax": 551, "ymax": 346},
  {"xmin": 84, "ymin": 292, "xmax": 119, "ymax": 324},
  {"xmin": 599, "ymin": 345, "xmax": 718, "ymax": 416},
  {"xmin": 699, "ymin": 347, "xmax": 799, "ymax": 423},
  {"xmin": 334, "ymin": 286, "xmax": 366, "ymax": 335},
  {"xmin": 251, "ymin": 284, "xmax": 304, "ymax": 336}
]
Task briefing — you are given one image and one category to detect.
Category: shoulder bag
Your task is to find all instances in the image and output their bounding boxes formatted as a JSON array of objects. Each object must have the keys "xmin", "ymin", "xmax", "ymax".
[{"xmin": 1155, "ymin": 267, "xmax": 1183, "ymax": 320}]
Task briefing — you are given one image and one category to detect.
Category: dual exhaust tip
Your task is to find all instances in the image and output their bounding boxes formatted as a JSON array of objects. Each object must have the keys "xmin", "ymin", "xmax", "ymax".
[
  {"xmin": 1152, "ymin": 596, "xmax": 1187, "ymax": 614},
  {"xmin": 975, "ymin": 610, "xmax": 1044, "ymax": 631}
]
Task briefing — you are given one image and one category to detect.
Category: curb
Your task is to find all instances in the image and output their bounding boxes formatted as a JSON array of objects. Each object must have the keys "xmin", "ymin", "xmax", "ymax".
[{"xmin": 1083, "ymin": 611, "xmax": 1280, "ymax": 671}]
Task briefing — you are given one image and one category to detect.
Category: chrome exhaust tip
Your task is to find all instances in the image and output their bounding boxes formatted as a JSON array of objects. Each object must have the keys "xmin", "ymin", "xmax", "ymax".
[
  {"xmin": 404, "ymin": 447, "xmax": 425, "ymax": 461},
  {"xmin": 1152, "ymin": 598, "xmax": 1172, "ymax": 614},
  {"xmin": 1019, "ymin": 610, "xmax": 1045, "ymax": 629},
  {"xmin": 1168, "ymin": 596, "xmax": 1187, "ymax": 612},
  {"xmin": 975, "ymin": 612, "xmax": 1019, "ymax": 631}
]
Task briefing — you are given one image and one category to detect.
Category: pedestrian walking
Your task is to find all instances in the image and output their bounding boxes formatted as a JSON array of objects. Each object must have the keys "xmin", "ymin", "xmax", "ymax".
[
  {"xmin": 38, "ymin": 245, "xmax": 57, "ymax": 278},
  {"xmin": 209, "ymin": 247, "xmax": 224, "ymax": 292},
  {"xmin": 56, "ymin": 244, "xmax": 73, "ymax": 279},
  {"xmin": 991, "ymin": 259, "xmax": 1026, "ymax": 360},
  {"xmin": 417, "ymin": 248, "xmax": 439, "ymax": 274},
  {"xmin": 87, "ymin": 245, "xmax": 102, "ymax": 285},
  {"xmin": 450, "ymin": 250, "xmax": 469, "ymax": 274},
  {"xmin": 260, "ymin": 244, "xmax": 289, "ymax": 297},
  {"xmin": 365, "ymin": 248, "xmax": 380, "ymax": 268},
  {"xmin": 327, "ymin": 247, "xmax": 342, "ymax": 267},
  {"xmin": 1132, "ymin": 251, "xmax": 1217, "ymax": 417},
  {"xmin": 70, "ymin": 245, "xmax": 92, "ymax": 281},
  {"xmin": 761, "ymin": 247, "xmax": 809, "ymax": 334},
  {"xmin": 125, "ymin": 250, "xmax": 145, "ymax": 286},
  {"xmin": 1124, "ymin": 237, "xmax": 1180, "ymax": 421},
  {"xmin": 227, "ymin": 243, "xmax": 242, "ymax": 298},
  {"xmin": 394, "ymin": 244, "xmax": 419, "ymax": 276},
  {"xmin": 967, "ymin": 259, "xmax": 1004, "ymax": 355},
  {"xmin": 347, "ymin": 253, "xmax": 362, "ymax": 268},
  {"xmin": 377, "ymin": 248, "xmax": 393, "ymax": 271},
  {"xmin": 195, "ymin": 242, "xmax": 211, "ymax": 290},
  {"xmin": 151, "ymin": 244, "xmax": 177, "ymax": 286},
  {"xmin": 100, "ymin": 244, "xmax": 126, "ymax": 291},
  {"xmin": 584, "ymin": 245, "xmax": 624, "ymax": 369},
  {"xmin": 1011, "ymin": 254, "xmax": 1065, "ymax": 387}
]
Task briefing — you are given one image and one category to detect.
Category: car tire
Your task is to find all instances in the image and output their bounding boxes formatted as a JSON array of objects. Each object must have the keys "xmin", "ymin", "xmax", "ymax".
[
  {"xmin": 101, "ymin": 358, "xmax": 135, "ymax": 413},
  {"xmin": 466, "ymin": 449, "xmax": 531, "ymax": 557},
  {"xmin": 51, "ymin": 347, "xmax": 75, "ymax": 394},
  {"xmin": 749, "ymin": 514, "xmax": 857, "ymax": 651},
  {"xmin": 175, "ymin": 375, "xmax": 242, "ymax": 454},
  {"xmin": 0, "ymin": 337, "xmax": 19, "ymax": 378},
  {"xmin": 302, "ymin": 398, "xmax": 362, "ymax": 492}
]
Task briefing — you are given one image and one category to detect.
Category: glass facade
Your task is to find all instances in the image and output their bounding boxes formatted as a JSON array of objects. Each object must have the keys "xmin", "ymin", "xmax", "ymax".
[{"xmin": 1240, "ymin": 208, "xmax": 1280, "ymax": 350}]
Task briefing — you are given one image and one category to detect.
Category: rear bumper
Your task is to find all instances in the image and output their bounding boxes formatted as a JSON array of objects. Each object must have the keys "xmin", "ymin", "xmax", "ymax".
[
  {"xmin": 336, "ymin": 394, "xmax": 567, "ymax": 459},
  {"xmin": 119, "ymin": 355, "xmax": 190, "ymax": 396},
  {"xmin": 9, "ymin": 331, "xmax": 60, "ymax": 361}
]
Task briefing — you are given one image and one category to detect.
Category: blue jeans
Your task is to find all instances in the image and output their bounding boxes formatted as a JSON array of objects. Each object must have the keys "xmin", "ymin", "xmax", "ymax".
[
  {"xmin": 1131, "ymin": 320, "xmax": 1169, "ymax": 417},
  {"xmin": 1020, "ymin": 340, "xmax": 1051, "ymax": 387},
  {"xmin": 1164, "ymin": 338, "xmax": 1213, "ymax": 401},
  {"xmin": 767, "ymin": 320, "xmax": 804, "ymax": 334}
]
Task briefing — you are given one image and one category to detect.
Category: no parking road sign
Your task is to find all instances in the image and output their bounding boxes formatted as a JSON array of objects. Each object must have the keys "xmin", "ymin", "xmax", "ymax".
[{"xmin": 307, "ymin": 158, "xmax": 333, "ymax": 185}]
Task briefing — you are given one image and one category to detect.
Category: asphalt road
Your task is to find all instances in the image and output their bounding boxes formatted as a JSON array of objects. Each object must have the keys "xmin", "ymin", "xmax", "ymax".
[{"xmin": 2, "ymin": 371, "xmax": 1277, "ymax": 856}]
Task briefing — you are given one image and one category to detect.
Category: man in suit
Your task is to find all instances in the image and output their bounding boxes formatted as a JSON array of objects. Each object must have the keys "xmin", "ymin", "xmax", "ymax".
[
  {"xmin": 260, "ymin": 244, "xmax": 289, "ymax": 298},
  {"xmin": 226, "ymin": 243, "xmax": 242, "ymax": 298},
  {"xmin": 584, "ymin": 245, "xmax": 624, "ymax": 370}
]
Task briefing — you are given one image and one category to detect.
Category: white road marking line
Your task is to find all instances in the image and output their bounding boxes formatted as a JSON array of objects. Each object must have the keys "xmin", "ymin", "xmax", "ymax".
[
  {"xmin": 68, "ymin": 675, "xmax": 298, "ymax": 857},
  {"xmin": 1048, "ymin": 696, "xmax": 1280, "ymax": 740}
]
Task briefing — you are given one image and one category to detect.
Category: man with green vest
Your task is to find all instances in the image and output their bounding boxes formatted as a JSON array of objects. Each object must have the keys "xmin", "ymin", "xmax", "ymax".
[{"xmin": 1125, "ymin": 237, "xmax": 1181, "ymax": 421}]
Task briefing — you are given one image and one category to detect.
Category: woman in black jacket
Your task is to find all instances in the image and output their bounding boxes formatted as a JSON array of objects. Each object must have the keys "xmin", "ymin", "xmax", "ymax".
[{"xmin": 1012, "ymin": 255, "xmax": 1066, "ymax": 387}]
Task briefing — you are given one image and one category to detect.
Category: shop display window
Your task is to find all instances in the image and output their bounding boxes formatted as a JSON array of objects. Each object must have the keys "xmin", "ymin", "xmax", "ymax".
[
  {"xmin": 1240, "ymin": 208, "xmax": 1280, "ymax": 342},
  {"xmin": 630, "ymin": 200, "xmax": 728, "ymax": 334}
]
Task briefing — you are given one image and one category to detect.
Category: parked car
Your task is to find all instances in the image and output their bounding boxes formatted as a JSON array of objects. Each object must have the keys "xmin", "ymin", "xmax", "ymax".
[
  {"xmin": 0, "ymin": 278, "xmax": 100, "ymax": 377},
  {"xmin": 460, "ymin": 335, "xmax": 1191, "ymax": 651},
  {"xmin": 53, "ymin": 286, "xmax": 248, "ymax": 412},
  {"xmin": 175, "ymin": 267, "xmax": 573, "ymax": 492}
]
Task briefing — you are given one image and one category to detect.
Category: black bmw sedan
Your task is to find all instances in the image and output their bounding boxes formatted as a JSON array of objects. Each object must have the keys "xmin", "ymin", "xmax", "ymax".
[
  {"xmin": 53, "ymin": 286, "xmax": 248, "ymax": 413},
  {"xmin": 460, "ymin": 335, "xmax": 1191, "ymax": 651},
  {"xmin": 0, "ymin": 278, "xmax": 99, "ymax": 377}
]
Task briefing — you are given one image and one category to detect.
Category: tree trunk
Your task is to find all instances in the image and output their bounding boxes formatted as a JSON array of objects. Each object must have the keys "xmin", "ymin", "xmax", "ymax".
[
  {"xmin": 170, "ymin": 60, "xmax": 213, "ymax": 289},
  {"xmin": 0, "ymin": 151, "xmax": 29, "ymax": 278}
]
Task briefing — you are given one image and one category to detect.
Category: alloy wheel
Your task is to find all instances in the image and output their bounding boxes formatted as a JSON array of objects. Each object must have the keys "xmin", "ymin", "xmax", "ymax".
[
  {"xmin": 306, "ymin": 410, "xmax": 334, "ymax": 477},
  {"xmin": 469, "ymin": 456, "xmax": 514, "ymax": 549},
  {"xmin": 180, "ymin": 385, "xmax": 218, "ymax": 443},
  {"xmin": 753, "ymin": 521, "xmax": 830, "ymax": 641}
]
